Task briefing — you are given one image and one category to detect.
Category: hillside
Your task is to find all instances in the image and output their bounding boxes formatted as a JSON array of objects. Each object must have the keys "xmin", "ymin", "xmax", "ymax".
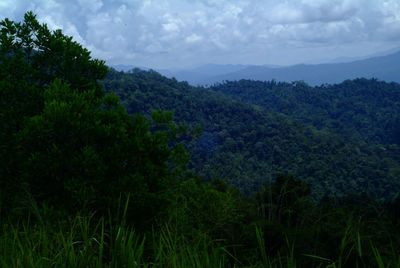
[
  {"xmin": 210, "ymin": 79, "xmax": 400, "ymax": 146},
  {"xmin": 102, "ymin": 69, "xmax": 400, "ymax": 199}
]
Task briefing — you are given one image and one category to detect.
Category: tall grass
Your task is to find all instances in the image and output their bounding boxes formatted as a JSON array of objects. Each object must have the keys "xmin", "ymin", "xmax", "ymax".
[
  {"xmin": 0, "ymin": 194, "xmax": 230, "ymax": 267},
  {"xmin": 1, "ymin": 218, "xmax": 400, "ymax": 267},
  {"xmin": 0, "ymin": 216, "xmax": 233, "ymax": 267},
  {"xmin": 302, "ymin": 219, "xmax": 400, "ymax": 268},
  {"xmin": 1, "ymin": 197, "xmax": 399, "ymax": 267},
  {"xmin": 152, "ymin": 226, "xmax": 230, "ymax": 267},
  {"xmin": 255, "ymin": 226, "xmax": 297, "ymax": 268}
]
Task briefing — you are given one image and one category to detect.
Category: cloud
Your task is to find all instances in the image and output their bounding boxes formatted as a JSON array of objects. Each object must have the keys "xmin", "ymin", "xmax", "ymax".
[
  {"xmin": 0, "ymin": 0, "xmax": 399, "ymax": 68},
  {"xmin": 185, "ymin": 33, "xmax": 202, "ymax": 43},
  {"xmin": 77, "ymin": 0, "xmax": 103, "ymax": 13}
]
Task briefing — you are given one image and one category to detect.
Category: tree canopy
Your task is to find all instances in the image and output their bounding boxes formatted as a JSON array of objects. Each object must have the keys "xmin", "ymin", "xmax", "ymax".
[
  {"xmin": 102, "ymin": 69, "xmax": 400, "ymax": 200},
  {"xmin": 0, "ymin": 12, "xmax": 187, "ymax": 226}
]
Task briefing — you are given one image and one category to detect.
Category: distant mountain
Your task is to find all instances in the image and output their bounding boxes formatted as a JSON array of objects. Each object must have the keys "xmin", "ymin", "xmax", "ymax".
[
  {"xmin": 111, "ymin": 64, "xmax": 151, "ymax": 72},
  {"xmin": 111, "ymin": 63, "xmax": 281, "ymax": 85},
  {"xmin": 326, "ymin": 46, "xmax": 400, "ymax": 63},
  {"xmin": 157, "ymin": 63, "xmax": 282, "ymax": 86},
  {"xmin": 156, "ymin": 64, "xmax": 253, "ymax": 85},
  {"xmin": 158, "ymin": 51, "xmax": 400, "ymax": 86},
  {"xmin": 210, "ymin": 51, "xmax": 400, "ymax": 86},
  {"xmin": 111, "ymin": 50, "xmax": 400, "ymax": 86},
  {"xmin": 110, "ymin": 64, "xmax": 248, "ymax": 83}
]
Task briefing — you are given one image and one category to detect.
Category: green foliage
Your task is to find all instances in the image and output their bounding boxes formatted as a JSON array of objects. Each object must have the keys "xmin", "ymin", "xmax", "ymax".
[
  {"xmin": 167, "ymin": 177, "xmax": 249, "ymax": 242},
  {"xmin": 211, "ymin": 79, "xmax": 400, "ymax": 146},
  {"xmin": 102, "ymin": 69, "xmax": 400, "ymax": 200},
  {"xmin": 0, "ymin": 13, "xmax": 187, "ymax": 227},
  {"xmin": 0, "ymin": 11, "xmax": 104, "ymax": 212}
]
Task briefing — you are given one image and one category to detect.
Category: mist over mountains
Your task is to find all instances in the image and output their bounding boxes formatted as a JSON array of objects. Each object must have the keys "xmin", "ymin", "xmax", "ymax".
[{"xmin": 113, "ymin": 50, "xmax": 400, "ymax": 86}]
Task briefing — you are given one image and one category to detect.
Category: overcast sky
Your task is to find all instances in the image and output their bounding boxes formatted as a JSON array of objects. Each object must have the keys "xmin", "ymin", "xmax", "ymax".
[{"xmin": 1, "ymin": 0, "xmax": 400, "ymax": 69}]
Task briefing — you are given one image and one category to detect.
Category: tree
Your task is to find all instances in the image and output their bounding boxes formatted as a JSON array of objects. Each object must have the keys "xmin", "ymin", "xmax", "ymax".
[{"xmin": 0, "ymin": 12, "xmax": 186, "ymax": 226}]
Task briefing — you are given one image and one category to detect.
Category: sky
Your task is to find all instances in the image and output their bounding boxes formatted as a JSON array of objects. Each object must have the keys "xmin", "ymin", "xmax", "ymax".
[{"xmin": 1, "ymin": 0, "xmax": 400, "ymax": 69}]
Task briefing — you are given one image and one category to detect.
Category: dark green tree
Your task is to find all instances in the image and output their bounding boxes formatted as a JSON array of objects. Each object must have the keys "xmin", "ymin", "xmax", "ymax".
[{"xmin": 0, "ymin": 12, "xmax": 187, "ymax": 226}]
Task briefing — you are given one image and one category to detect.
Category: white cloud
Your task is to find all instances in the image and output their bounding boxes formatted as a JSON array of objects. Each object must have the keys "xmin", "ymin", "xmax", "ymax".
[
  {"xmin": 162, "ymin": 22, "xmax": 179, "ymax": 32},
  {"xmin": 64, "ymin": 23, "xmax": 86, "ymax": 44},
  {"xmin": 185, "ymin": 33, "xmax": 202, "ymax": 43},
  {"xmin": 1, "ymin": 0, "xmax": 399, "ymax": 68}
]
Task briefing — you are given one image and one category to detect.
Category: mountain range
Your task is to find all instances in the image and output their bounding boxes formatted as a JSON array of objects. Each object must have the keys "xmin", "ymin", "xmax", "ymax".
[{"xmin": 113, "ymin": 49, "xmax": 400, "ymax": 86}]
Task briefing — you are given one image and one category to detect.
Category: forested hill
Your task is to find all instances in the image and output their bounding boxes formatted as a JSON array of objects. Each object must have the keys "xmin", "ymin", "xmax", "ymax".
[
  {"xmin": 210, "ymin": 79, "xmax": 400, "ymax": 146},
  {"xmin": 102, "ymin": 69, "xmax": 400, "ymax": 199}
]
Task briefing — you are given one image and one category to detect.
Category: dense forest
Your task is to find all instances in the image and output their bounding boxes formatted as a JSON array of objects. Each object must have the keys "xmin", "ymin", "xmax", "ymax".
[
  {"xmin": 1, "ymin": 12, "xmax": 400, "ymax": 267},
  {"xmin": 102, "ymin": 69, "xmax": 400, "ymax": 200},
  {"xmin": 210, "ymin": 79, "xmax": 400, "ymax": 146}
]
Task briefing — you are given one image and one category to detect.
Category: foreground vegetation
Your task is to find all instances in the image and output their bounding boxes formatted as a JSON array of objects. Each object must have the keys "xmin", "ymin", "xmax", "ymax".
[
  {"xmin": 2, "ymin": 181, "xmax": 400, "ymax": 267},
  {"xmin": 1, "ymin": 12, "xmax": 400, "ymax": 267}
]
